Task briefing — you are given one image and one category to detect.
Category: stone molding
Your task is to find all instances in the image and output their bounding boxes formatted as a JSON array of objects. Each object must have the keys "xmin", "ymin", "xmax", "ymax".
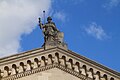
[
  {"xmin": 2, "ymin": 63, "xmax": 92, "ymax": 80},
  {"xmin": 0, "ymin": 47, "xmax": 119, "ymax": 80}
]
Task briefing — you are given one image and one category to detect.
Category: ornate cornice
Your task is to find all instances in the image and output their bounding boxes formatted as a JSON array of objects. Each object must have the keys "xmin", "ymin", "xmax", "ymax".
[
  {"xmin": 56, "ymin": 47, "xmax": 120, "ymax": 77},
  {"xmin": 2, "ymin": 63, "xmax": 92, "ymax": 80},
  {"xmin": 0, "ymin": 47, "xmax": 119, "ymax": 80}
]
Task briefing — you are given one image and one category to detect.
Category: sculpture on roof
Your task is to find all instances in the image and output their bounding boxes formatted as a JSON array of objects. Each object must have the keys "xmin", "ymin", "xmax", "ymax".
[{"xmin": 38, "ymin": 16, "xmax": 67, "ymax": 49}]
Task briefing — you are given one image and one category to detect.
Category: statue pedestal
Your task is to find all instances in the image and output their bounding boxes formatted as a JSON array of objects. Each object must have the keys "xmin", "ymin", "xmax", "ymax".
[{"xmin": 42, "ymin": 41, "xmax": 68, "ymax": 50}]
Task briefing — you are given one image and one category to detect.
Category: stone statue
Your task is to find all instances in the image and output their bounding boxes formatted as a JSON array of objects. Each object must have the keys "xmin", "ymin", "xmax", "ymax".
[{"xmin": 39, "ymin": 16, "xmax": 67, "ymax": 49}]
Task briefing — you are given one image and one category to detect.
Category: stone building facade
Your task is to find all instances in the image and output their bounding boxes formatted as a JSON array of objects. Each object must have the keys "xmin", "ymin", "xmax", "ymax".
[
  {"xmin": 0, "ymin": 47, "xmax": 120, "ymax": 80},
  {"xmin": 0, "ymin": 16, "xmax": 120, "ymax": 80}
]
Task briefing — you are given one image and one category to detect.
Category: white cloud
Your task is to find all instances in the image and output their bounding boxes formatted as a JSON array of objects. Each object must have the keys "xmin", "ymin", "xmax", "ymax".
[
  {"xmin": 53, "ymin": 11, "xmax": 66, "ymax": 22},
  {"xmin": 85, "ymin": 22, "xmax": 109, "ymax": 40},
  {"xmin": 103, "ymin": 0, "xmax": 120, "ymax": 9},
  {"xmin": 0, "ymin": 0, "xmax": 51, "ymax": 58}
]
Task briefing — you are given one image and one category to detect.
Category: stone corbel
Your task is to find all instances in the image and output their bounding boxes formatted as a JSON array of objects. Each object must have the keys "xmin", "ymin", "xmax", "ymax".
[
  {"xmin": 87, "ymin": 71, "xmax": 93, "ymax": 78},
  {"xmin": 80, "ymin": 67, "xmax": 86, "ymax": 76},
  {"xmin": 93, "ymin": 74, "xmax": 100, "ymax": 80},
  {"xmin": 11, "ymin": 68, "xmax": 16, "ymax": 75},
  {"xmin": 66, "ymin": 61, "xmax": 72, "ymax": 69},
  {"xmin": 33, "ymin": 62, "xmax": 38, "ymax": 69},
  {"xmin": 73, "ymin": 65, "xmax": 79, "ymax": 72},
  {"xmin": 47, "ymin": 57, "xmax": 53, "ymax": 65},
  {"xmin": 100, "ymin": 77, "xmax": 106, "ymax": 80},
  {"xmin": 0, "ymin": 71, "xmax": 4, "ymax": 78}
]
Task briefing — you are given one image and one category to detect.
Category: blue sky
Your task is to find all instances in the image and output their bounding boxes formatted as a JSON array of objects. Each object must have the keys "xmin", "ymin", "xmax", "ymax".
[{"xmin": 0, "ymin": 0, "xmax": 120, "ymax": 72}]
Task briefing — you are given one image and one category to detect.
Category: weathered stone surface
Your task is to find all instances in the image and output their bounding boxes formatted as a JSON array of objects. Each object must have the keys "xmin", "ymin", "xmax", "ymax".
[
  {"xmin": 0, "ymin": 47, "xmax": 119, "ymax": 80},
  {"xmin": 18, "ymin": 68, "xmax": 81, "ymax": 80}
]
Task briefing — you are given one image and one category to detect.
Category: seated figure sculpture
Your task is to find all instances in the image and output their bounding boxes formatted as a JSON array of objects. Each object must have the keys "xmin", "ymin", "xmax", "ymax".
[{"xmin": 39, "ymin": 16, "xmax": 66, "ymax": 49}]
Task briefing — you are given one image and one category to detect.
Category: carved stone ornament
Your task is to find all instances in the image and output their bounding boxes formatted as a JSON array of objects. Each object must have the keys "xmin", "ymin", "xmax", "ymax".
[
  {"xmin": 0, "ymin": 47, "xmax": 119, "ymax": 80},
  {"xmin": 39, "ymin": 16, "xmax": 67, "ymax": 49}
]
